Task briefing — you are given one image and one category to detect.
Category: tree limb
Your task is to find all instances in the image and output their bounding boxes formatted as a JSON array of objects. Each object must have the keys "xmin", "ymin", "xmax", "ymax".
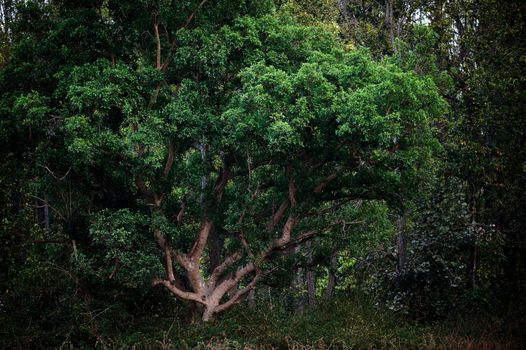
[
  {"xmin": 287, "ymin": 164, "xmax": 298, "ymax": 207},
  {"xmin": 215, "ymin": 271, "xmax": 261, "ymax": 313},
  {"xmin": 189, "ymin": 219, "xmax": 213, "ymax": 262},
  {"xmin": 163, "ymin": 140, "xmax": 176, "ymax": 179},
  {"xmin": 213, "ymin": 165, "xmax": 231, "ymax": 201},
  {"xmin": 184, "ymin": 0, "xmax": 209, "ymax": 29},
  {"xmin": 152, "ymin": 278, "xmax": 204, "ymax": 304},
  {"xmin": 266, "ymin": 199, "xmax": 289, "ymax": 232},
  {"xmin": 153, "ymin": 18, "xmax": 161, "ymax": 70},
  {"xmin": 160, "ymin": 0, "xmax": 209, "ymax": 71},
  {"xmin": 314, "ymin": 173, "xmax": 338, "ymax": 194},
  {"xmin": 208, "ymin": 250, "xmax": 244, "ymax": 288}
]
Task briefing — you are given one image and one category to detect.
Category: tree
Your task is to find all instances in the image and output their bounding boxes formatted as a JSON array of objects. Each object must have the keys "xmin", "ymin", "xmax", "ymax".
[{"xmin": 2, "ymin": 1, "xmax": 446, "ymax": 322}]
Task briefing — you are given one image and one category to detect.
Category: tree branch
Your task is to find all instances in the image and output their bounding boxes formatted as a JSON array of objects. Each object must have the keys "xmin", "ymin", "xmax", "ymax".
[
  {"xmin": 184, "ymin": 0, "xmax": 209, "ymax": 29},
  {"xmin": 152, "ymin": 278, "xmax": 204, "ymax": 304},
  {"xmin": 213, "ymin": 261, "xmax": 256, "ymax": 300},
  {"xmin": 266, "ymin": 199, "xmax": 289, "ymax": 232},
  {"xmin": 176, "ymin": 201, "xmax": 186, "ymax": 225},
  {"xmin": 213, "ymin": 165, "xmax": 231, "ymax": 201},
  {"xmin": 287, "ymin": 164, "xmax": 298, "ymax": 207},
  {"xmin": 189, "ymin": 219, "xmax": 213, "ymax": 262},
  {"xmin": 163, "ymin": 140, "xmax": 176, "ymax": 179},
  {"xmin": 215, "ymin": 271, "xmax": 261, "ymax": 313},
  {"xmin": 153, "ymin": 18, "xmax": 161, "ymax": 70},
  {"xmin": 208, "ymin": 250, "xmax": 244, "ymax": 288},
  {"xmin": 314, "ymin": 173, "xmax": 338, "ymax": 194},
  {"xmin": 135, "ymin": 177, "xmax": 154, "ymax": 200},
  {"xmin": 271, "ymin": 214, "xmax": 300, "ymax": 250},
  {"xmin": 160, "ymin": 0, "xmax": 209, "ymax": 71}
]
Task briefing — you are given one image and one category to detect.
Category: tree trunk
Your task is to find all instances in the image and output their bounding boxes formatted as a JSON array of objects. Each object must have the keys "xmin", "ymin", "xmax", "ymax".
[
  {"xmin": 44, "ymin": 196, "xmax": 50, "ymax": 231},
  {"xmin": 324, "ymin": 251, "xmax": 338, "ymax": 301},
  {"xmin": 306, "ymin": 240, "xmax": 316, "ymax": 308},
  {"xmin": 202, "ymin": 304, "xmax": 217, "ymax": 322},
  {"xmin": 397, "ymin": 213, "xmax": 407, "ymax": 271},
  {"xmin": 385, "ymin": 0, "xmax": 396, "ymax": 52},
  {"xmin": 294, "ymin": 246, "xmax": 305, "ymax": 313},
  {"xmin": 189, "ymin": 302, "xmax": 204, "ymax": 324},
  {"xmin": 248, "ymin": 288, "xmax": 255, "ymax": 307},
  {"xmin": 152, "ymin": 202, "xmax": 302, "ymax": 322}
]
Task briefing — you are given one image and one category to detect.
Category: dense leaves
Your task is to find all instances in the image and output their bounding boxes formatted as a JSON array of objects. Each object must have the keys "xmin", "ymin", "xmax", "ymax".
[{"xmin": 0, "ymin": 0, "xmax": 524, "ymax": 347}]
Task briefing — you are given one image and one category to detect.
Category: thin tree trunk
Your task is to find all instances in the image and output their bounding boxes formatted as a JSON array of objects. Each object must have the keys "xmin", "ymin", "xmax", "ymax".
[
  {"xmin": 397, "ymin": 213, "xmax": 407, "ymax": 271},
  {"xmin": 306, "ymin": 240, "xmax": 316, "ymax": 308},
  {"xmin": 248, "ymin": 288, "xmax": 255, "ymax": 307},
  {"xmin": 44, "ymin": 196, "xmax": 50, "ymax": 231},
  {"xmin": 385, "ymin": 0, "xmax": 396, "ymax": 52},
  {"xmin": 471, "ymin": 243, "xmax": 478, "ymax": 289},
  {"xmin": 294, "ymin": 246, "xmax": 305, "ymax": 314},
  {"xmin": 324, "ymin": 251, "xmax": 338, "ymax": 301}
]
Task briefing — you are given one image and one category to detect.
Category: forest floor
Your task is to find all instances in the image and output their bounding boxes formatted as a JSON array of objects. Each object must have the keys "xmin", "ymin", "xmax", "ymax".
[{"xmin": 89, "ymin": 298, "xmax": 525, "ymax": 349}]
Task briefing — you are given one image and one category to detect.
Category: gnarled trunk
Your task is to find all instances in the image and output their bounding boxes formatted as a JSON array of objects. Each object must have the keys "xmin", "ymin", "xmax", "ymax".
[{"xmin": 150, "ymin": 167, "xmax": 355, "ymax": 321}]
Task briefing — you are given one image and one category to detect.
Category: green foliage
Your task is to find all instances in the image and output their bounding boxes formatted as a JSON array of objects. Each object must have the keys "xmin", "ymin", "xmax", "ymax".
[
  {"xmin": 80, "ymin": 209, "xmax": 162, "ymax": 288},
  {"xmin": 1, "ymin": 0, "xmax": 524, "ymax": 347},
  {"xmin": 361, "ymin": 179, "xmax": 505, "ymax": 321}
]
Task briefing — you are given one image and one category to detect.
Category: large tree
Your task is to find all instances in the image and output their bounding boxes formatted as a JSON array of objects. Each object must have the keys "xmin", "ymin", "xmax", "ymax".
[{"xmin": 2, "ymin": 1, "xmax": 446, "ymax": 321}]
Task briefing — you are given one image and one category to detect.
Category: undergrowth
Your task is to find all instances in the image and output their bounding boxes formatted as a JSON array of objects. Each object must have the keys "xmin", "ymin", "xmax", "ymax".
[{"xmin": 55, "ymin": 295, "xmax": 523, "ymax": 349}]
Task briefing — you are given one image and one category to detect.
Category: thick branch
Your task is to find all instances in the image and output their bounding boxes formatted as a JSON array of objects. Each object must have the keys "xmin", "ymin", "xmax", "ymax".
[
  {"xmin": 152, "ymin": 278, "xmax": 203, "ymax": 304},
  {"xmin": 189, "ymin": 219, "xmax": 213, "ymax": 262},
  {"xmin": 287, "ymin": 165, "xmax": 298, "ymax": 207},
  {"xmin": 213, "ymin": 166, "xmax": 231, "ymax": 201},
  {"xmin": 160, "ymin": 0, "xmax": 209, "ymax": 71},
  {"xmin": 208, "ymin": 250, "xmax": 244, "ymax": 288},
  {"xmin": 135, "ymin": 177, "xmax": 154, "ymax": 200},
  {"xmin": 213, "ymin": 261, "xmax": 256, "ymax": 300},
  {"xmin": 153, "ymin": 19, "xmax": 161, "ymax": 70},
  {"xmin": 266, "ymin": 199, "xmax": 289, "ymax": 232},
  {"xmin": 154, "ymin": 228, "xmax": 185, "ymax": 289},
  {"xmin": 175, "ymin": 253, "xmax": 206, "ymax": 295},
  {"xmin": 176, "ymin": 201, "xmax": 186, "ymax": 225},
  {"xmin": 215, "ymin": 271, "xmax": 261, "ymax": 313},
  {"xmin": 272, "ymin": 214, "xmax": 300, "ymax": 250},
  {"xmin": 271, "ymin": 220, "xmax": 363, "ymax": 255},
  {"xmin": 163, "ymin": 140, "xmax": 176, "ymax": 179},
  {"xmin": 314, "ymin": 173, "xmax": 337, "ymax": 194}
]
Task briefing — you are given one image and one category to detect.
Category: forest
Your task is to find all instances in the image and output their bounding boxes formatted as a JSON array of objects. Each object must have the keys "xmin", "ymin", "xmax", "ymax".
[{"xmin": 0, "ymin": 0, "xmax": 525, "ymax": 348}]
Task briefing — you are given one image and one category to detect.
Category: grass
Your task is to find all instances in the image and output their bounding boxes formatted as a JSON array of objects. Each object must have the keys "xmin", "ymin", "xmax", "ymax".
[{"xmin": 82, "ymin": 295, "xmax": 524, "ymax": 349}]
